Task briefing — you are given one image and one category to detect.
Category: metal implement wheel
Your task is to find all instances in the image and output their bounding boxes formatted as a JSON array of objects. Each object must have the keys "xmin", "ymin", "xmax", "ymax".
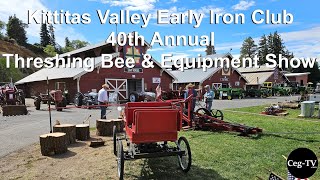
[
  {"xmin": 74, "ymin": 93, "xmax": 83, "ymax": 107},
  {"xmin": 34, "ymin": 98, "xmax": 41, "ymax": 110},
  {"xmin": 195, "ymin": 108, "xmax": 212, "ymax": 116},
  {"xmin": 56, "ymin": 102, "xmax": 63, "ymax": 111},
  {"xmin": 113, "ymin": 125, "xmax": 117, "ymax": 156},
  {"xmin": 86, "ymin": 101, "xmax": 92, "ymax": 109},
  {"xmin": 211, "ymin": 109, "xmax": 224, "ymax": 120},
  {"xmin": 177, "ymin": 136, "xmax": 192, "ymax": 172},
  {"xmin": 117, "ymin": 140, "xmax": 124, "ymax": 180},
  {"xmin": 129, "ymin": 92, "xmax": 139, "ymax": 102}
]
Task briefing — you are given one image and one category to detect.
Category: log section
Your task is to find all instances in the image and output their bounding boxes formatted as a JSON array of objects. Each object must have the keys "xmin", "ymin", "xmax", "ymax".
[
  {"xmin": 39, "ymin": 132, "xmax": 67, "ymax": 156},
  {"xmin": 96, "ymin": 119, "xmax": 124, "ymax": 136}
]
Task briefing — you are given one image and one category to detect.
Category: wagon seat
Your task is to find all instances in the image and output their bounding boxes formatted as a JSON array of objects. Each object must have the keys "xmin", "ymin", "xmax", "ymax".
[{"xmin": 124, "ymin": 102, "xmax": 182, "ymax": 144}]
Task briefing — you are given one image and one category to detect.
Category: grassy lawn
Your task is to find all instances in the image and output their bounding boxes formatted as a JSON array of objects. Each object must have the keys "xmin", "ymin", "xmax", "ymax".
[
  {"xmin": 228, "ymin": 104, "xmax": 320, "ymax": 121},
  {"xmin": 124, "ymin": 105, "xmax": 320, "ymax": 179}
]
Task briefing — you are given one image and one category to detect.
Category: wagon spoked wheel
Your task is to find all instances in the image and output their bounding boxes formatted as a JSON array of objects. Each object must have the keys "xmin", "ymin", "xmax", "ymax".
[
  {"xmin": 113, "ymin": 125, "xmax": 117, "ymax": 156},
  {"xmin": 117, "ymin": 140, "xmax": 124, "ymax": 180},
  {"xmin": 177, "ymin": 136, "xmax": 192, "ymax": 172},
  {"xmin": 211, "ymin": 109, "xmax": 224, "ymax": 120}
]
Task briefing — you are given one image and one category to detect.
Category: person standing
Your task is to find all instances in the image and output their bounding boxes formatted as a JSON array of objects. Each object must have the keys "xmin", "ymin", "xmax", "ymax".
[
  {"xmin": 184, "ymin": 83, "xmax": 197, "ymax": 122},
  {"xmin": 204, "ymin": 85, "xmax": 214, "ymax": 110},
  {"xmin": 178, "ymin": 87, "xmax": 185, "ymax": 99},
  {"xmin": 98, "ymin": 84, "xmax": 109, "ymax": 119}
]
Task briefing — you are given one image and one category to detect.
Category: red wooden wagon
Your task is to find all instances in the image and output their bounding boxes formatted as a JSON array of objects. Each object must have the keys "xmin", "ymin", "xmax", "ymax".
[{"xmin": 113, "ymin": 101, "xmax": 192, "ymax": 180}]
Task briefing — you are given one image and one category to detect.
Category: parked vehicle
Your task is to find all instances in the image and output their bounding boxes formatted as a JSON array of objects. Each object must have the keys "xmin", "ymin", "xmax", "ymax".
[
  {"xmin": 245, "ymin": 88, "xmax": 272, "ymax": 98},
  {"xmin": 128, "ymin": 91, "xmax": 156, "ymax": 102},
  {"xmin": 34, "ymin": 90, "xmax": 67, "ymax": 111},
  {"xmin": 0, "ymin": 82, "xmax": 27, "ymax": 116},
  {"xmin": 217, "ymin": 88, "xmax": 244, "ymax": 100},
  {"xmin": 74, "ymin": 91, "xmax": 99, "ymax": 109},
  {"xmin": 315, "ymin": 83, "xmax": 320, "ymax": 94}
]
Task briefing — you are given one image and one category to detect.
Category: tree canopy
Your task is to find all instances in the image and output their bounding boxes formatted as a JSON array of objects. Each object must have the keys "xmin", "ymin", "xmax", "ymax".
[
  {"xmin": 239, "ymin": 37, "xmax": 257, "ymax": 66},
  {"xmin": 6, "ymin": 15, "xmax": 28, "ymax": 45},
  {"xmin": 40, "ymin": 23, "xmax": 50, "ymax": 47}
]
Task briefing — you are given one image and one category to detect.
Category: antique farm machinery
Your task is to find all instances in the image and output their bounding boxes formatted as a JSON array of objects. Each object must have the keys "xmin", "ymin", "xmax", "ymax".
[
  {"xmin": 168, "ymin": 95, "xmax": 263, "ymax": 136},
  {"xmin": 34, "ymin": 90, "xmax": 67, "ymax": 111},
  {"xmin": 113, "ymin": 101, "xmax": 192, "ymax": 180},
  {"xmin": 0, "ymin": 82, "xmax": 27, "ymax": 116}
]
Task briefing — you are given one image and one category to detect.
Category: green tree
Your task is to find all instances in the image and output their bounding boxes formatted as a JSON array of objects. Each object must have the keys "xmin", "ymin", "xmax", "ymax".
[
  {"xmin": 63, "ymin": 38, "xmax": 89, "ymax": 53},
  {"xmin": 65, "ymin": 37, "xmax": 71, "ymax": 47},
  {"xmin": 40, "ymin": 23, "xmax": 50, "ymax": 47},
  {"xmin": 258, "ymin": 34, "xmax": 268, "ymax": 65},
  {"xmin": 44, "ymin": 45, "xmax": 57, "ymax": 57},
  {"xmin": 0, "ymin": 58, "xmax": 23, "ymax": 82},
  {"xmin": 266, "ymin": 32, "xmax": 292, "ymax": 69},
  {"xmin": 240, "ymin": 37, "xmax": 257, "ymax": 66},
  {"xmin": 6, "ymin": 15, "xmax": 28, "ymax": 45},
  {"xmin": 0, "ymin": 20, "xmax": 5, "ymax": 38},
  {"xmin": 271, "ymin": 31, "xmax": 285, "ymax": 58},
  {"xmin": 70, "ymin": 40, "xmax": 89, "ymax": 49},
  {"xmin": 48, "ymin": 24, "xmax": 56, "ymax": 47}
]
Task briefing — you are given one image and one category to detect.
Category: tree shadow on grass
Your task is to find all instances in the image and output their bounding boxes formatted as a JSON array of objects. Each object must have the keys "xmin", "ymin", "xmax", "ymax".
[
  {"xmin": 252, "ymin": 133, "xmax": 320, "ymax": 143},
  {"xmin": 128, "ymin": 157, "xmax": 228, "ymax": 180}
]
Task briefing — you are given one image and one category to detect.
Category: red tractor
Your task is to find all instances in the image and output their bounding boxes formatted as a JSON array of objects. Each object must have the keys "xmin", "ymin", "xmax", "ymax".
[
  {"xmin": 34, "ymin": 90, "xmax": 67, "ymax": 111},
  {"xmin": 0, "ymin": 83, "xmax": 27, "ymax": 116}
]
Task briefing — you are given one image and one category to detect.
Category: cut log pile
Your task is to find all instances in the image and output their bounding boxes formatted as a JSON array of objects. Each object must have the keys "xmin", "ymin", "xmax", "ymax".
[
  {"xmin": 39, "ymin": 118, "xmax": 124, "ymax": 156},
  {"xmin": 96, "ymin": 119, "xmax": 124, "ymax": 136},
  {"xmin": 53, "ymin": 124, "xmax": 76, "ymax": 145},
  {"xmin": 39, "ymin": 132, "xmax": 67, "ymax": 156}
]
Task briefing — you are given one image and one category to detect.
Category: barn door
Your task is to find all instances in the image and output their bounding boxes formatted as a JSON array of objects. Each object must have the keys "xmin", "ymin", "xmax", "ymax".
[
  {"xmin": 105, "ymin": 79, "xmax": 128, "ymax": 101},
  {"xmin": 212, "ymin": 83, "xmax": 222, "ymax": 90}
]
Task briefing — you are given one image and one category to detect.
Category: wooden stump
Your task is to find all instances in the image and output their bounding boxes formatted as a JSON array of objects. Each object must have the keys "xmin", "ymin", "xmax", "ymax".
[
  {"xmin": 53, "ymin": 124, "xmax": 76, "ymax": 145},
  {"xmin": 39, "ymin": 132, "xmax": 67, "ymax": 156},
  {"xmin": 76, "ymin": 124, "xmax": 90, "ymax": 140},
  {"xmin": 96, "ymin": 119, "xmax": 124, "ymax": 136}
]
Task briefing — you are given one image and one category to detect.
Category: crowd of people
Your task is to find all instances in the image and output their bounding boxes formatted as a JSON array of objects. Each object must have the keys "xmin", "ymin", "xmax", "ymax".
[{"xmin": 97, "ymin": 83, "xmax": 215, "ymax": 120}]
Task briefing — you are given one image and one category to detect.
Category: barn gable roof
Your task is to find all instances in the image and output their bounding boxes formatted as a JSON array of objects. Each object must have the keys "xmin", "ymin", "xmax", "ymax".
[
  {"xmin": 15, "ymin": 53, "xmax": 176, "ymax": 85},
  {"xmin": 238, "ymin": 65, "xmax": 290, "ymax": 85},
  {"xmin": 169, "ymin": 53, "xmax": 248, "ymax": 84},
  {"xmin": 170, "ymin": 67, "xmax": 221, "ymax": 84}
]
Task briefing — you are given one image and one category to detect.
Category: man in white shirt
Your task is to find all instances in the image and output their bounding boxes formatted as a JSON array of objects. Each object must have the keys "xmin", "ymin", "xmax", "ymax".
[{"xmin": 98, "ymin": 84, "xmax": 109, "ymax": 119}]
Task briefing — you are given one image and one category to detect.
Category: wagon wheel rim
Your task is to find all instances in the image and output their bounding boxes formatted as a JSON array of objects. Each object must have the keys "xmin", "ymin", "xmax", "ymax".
[
  {"xmin": 113, "ymin": 125, "xmax": 117, "ymax": 156},
  {"xmin": 177, "ymin": 136, "xmax": 192, "ymax": 172},
  {"xmin": 117, "ymin": 140, "xmax": 124, "ymax": 179}
]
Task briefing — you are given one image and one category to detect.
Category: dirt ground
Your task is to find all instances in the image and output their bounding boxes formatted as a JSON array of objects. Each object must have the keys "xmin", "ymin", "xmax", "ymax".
[
  {"xmin": 0, "ymin": 131, "xmax": 193, "ymax": 180},
  {"xmin": 0, "ymin": 132, "xmax": 120, "ymax": 180}
]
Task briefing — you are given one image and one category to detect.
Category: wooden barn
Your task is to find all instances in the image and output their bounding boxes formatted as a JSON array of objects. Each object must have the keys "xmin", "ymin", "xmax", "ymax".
[
  {"xmin": 15, "ymin": 36, "xmax": 176, "ymax": 101},
  {"xmin": 238, "ymin": 65, "xmax": 289, "ymax": 89},
  {"xmin": 168, "ymin": 54, "xmax": 248, "ymax": 90},
  {"xmin": 284, "ymin": 72, "xmax": 310, "ymax": 86}
]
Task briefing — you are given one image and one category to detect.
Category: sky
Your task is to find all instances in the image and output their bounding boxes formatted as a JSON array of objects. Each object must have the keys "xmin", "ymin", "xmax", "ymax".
[{"xmin": 0, "ymin": 0, "xmax": 319, "ymax": 61}]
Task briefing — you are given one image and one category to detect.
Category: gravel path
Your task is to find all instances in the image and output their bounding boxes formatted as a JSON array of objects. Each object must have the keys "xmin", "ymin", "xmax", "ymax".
[{"xmin": 0, "ymin": 96, "xmax": 298, "ymax": 157}]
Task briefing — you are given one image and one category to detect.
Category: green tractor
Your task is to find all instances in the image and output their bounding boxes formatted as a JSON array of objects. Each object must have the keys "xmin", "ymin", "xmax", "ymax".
[
  {"xmin": 217, "ymin": 88, "xmax": 244, "ymax": 100},
  {"xmin": 272, "ymin": 86, "xmax": 289, "ymax": 96}
]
